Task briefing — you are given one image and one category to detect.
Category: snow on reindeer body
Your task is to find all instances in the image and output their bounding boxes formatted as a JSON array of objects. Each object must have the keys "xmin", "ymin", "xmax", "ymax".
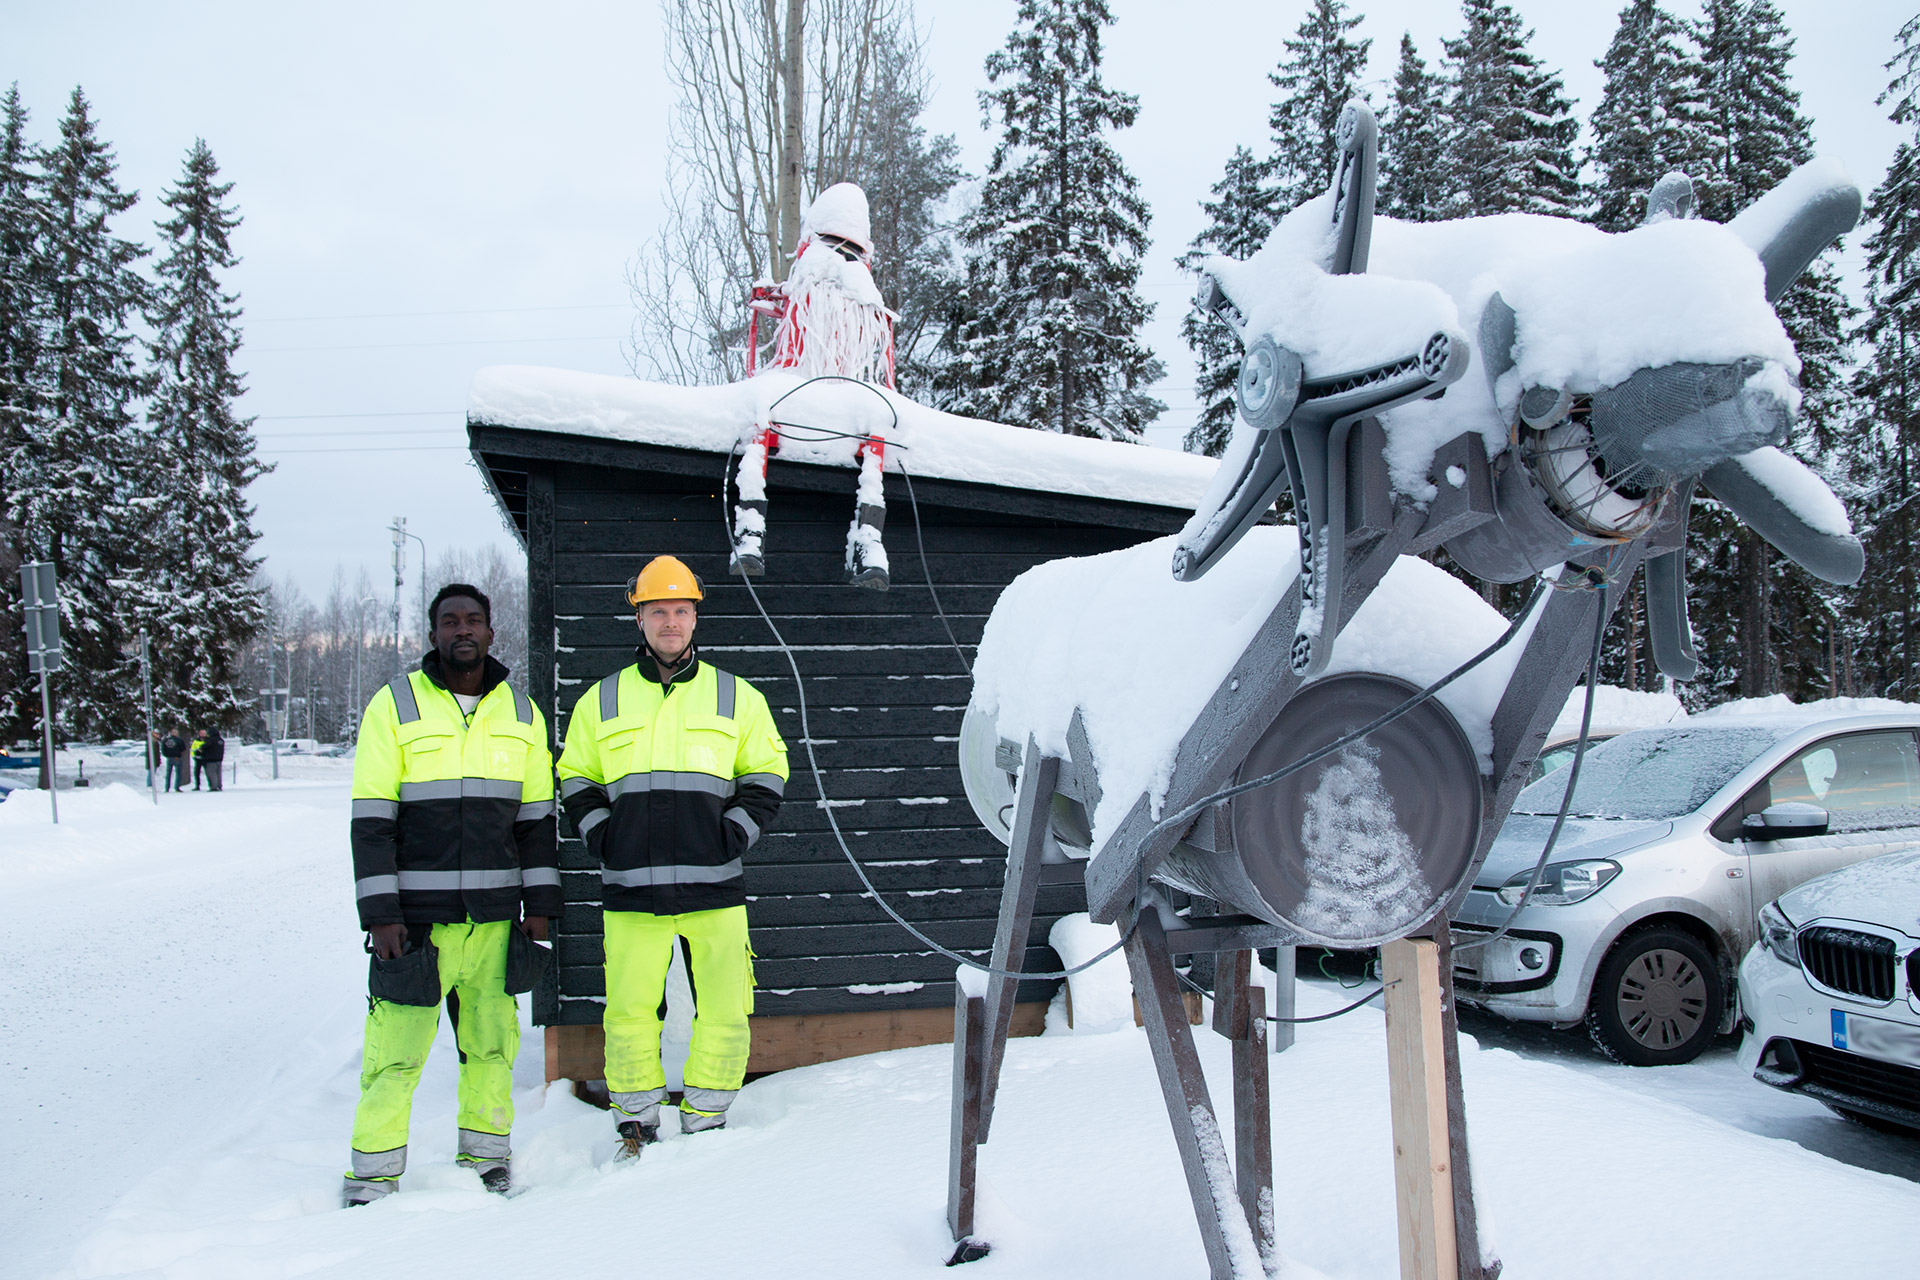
[
  {"xmin": 1178, "ymin": 111, "xmax": 1864, "ymax": 684},
  {"xmin": 734, "ymin": 182, "xmax": 900, "ymax": 590}
]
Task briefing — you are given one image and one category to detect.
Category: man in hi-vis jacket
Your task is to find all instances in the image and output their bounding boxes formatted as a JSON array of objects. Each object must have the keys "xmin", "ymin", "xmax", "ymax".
[
  {"xmin": 557, "ymin": 555, "xmax": 787, "ymax": 1158},
  {"xmin": 343, "ymin": 583, "xmax": 559, "ymax": 1205}
]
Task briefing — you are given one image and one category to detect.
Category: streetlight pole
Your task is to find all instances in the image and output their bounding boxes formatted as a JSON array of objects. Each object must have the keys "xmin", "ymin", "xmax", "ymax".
[
  {"xmin": 390, "ymin": 517, "xmax": 405, "ymax": 676},
  {"xmin": 265, "ymin": 605, "xmax": 279, "ymax": 781}
]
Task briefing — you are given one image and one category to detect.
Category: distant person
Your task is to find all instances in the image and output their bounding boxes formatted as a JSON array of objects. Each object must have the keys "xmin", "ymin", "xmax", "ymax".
[
  {"xmin": 342, "ymin": 583, "xmax": 559, "ymax": 1206},
  {"xmin": 160, "ymin": 727, "xmax": 188, "ymax": 793},
  {"xmin": 191, "ymin": 731, "xmax": 207, "ymax": 790},
  {"xmin": 557, "ymin": 555, "xmax": 787, "ymax": 1158},
  {"xmin": 199, "ymin": 727, "xmax": 225, "ymax": 791}
]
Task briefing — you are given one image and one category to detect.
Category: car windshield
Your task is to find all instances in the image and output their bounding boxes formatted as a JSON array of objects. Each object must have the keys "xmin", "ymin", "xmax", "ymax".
[{"xmin": 1512, "ymin": 726, "xmax": 1779, "ymax": 820}]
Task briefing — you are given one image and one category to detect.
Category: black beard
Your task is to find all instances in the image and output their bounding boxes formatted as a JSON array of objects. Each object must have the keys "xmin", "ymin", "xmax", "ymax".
[{"xmin": 444, "ymin": 647, "xmax": 483, "ymax": 674}]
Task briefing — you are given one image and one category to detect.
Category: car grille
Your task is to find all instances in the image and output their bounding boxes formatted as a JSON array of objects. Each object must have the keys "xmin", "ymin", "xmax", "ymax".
[
  {"xmin": 1795, "ymin": 1040, "xmax": 1920, "ymax": 1115},
  {"xmin": 1798, "ymin": 926, "xmax": 1898, "ymax": 1003}
]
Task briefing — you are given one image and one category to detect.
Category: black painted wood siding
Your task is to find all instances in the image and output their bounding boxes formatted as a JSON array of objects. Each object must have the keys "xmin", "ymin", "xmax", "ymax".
[{"xmin": 472, "ymin": 426, "xmax": 1188, "ymax": 1026}]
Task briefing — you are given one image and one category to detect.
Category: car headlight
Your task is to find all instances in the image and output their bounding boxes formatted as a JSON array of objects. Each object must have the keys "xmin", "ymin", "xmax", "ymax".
[
  {"xmin": 1496, "ymin": 859, "xmax": 1621, "ymax": 907},
  {"xmin": 1757, "ymin": 900, "xmax": 1802, "ymax": 969}
]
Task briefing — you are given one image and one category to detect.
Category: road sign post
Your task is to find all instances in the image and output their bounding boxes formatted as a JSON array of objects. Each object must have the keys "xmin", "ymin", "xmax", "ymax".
[{"xmin": 19, "ymin": 561, "xmax": 61, "ymax": 824}]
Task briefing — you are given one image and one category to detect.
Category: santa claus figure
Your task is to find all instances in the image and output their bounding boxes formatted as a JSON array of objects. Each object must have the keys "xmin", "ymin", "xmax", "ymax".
[{"xmin": 732, "ymin": 182, "xmax": 897, "ymax": 590}]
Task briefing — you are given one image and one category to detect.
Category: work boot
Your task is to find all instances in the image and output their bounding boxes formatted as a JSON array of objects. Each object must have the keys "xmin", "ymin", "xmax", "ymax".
[
  {"xmin": 480, "ymin": 1166, "xmax": 512, "ymax": 1196},
  {"xmin": 341, "ymin": 1177, "xmax": 395, "ymax": 1208},
  {"xmin": 615, "ymin": 1120, "xmax": 658, "ymax": 1161}
]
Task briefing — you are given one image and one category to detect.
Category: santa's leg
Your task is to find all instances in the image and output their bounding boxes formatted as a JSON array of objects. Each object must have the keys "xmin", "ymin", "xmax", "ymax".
[
  {"xmin": 846, "ymin": 438, "xmax": 889, "ymax": 591},
  {"xmin": 730, "ymin": 430, "xmax": 771, "ymax": 577}
]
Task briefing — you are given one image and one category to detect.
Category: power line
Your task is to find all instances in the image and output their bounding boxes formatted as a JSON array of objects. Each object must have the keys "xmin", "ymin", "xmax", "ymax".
[
  {"xmin": 253, "ymin": 410, "xmax": 454, "ymax": 421},
  {"xmin": 254, "ymin": 427, "xmax": 463, "ymax": 439},
  {"xmin": 249, "ymin": 333, "xmax": 625, "ymax": 355},
  {"xmin": 257, "ymin": 443, "xmax": 470, "ymax": 455},
  {"xmin": 252, "ymin": 302, "xmax": 630, "ymax": 323}
]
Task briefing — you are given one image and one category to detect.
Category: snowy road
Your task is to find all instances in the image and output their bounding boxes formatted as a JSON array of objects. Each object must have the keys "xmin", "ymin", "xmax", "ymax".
[{"xmin": 6, "ymin": 775, "xmax": 1920, "ymax": 1279}]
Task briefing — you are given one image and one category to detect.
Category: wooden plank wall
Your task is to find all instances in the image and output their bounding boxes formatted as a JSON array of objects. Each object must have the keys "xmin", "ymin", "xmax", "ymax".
[{"xmin": 534, "ymin": 449, "xmax": 1171, "ymax": 1029}]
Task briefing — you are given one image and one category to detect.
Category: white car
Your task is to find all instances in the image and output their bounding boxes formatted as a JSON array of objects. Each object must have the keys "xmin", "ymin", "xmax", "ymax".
[
  {"xmin": 1452, "ymin": 708, "xmax": 1920, "ymax": 1066},
  {"xmin": 1739, "ymin": 849, "xmax": 1920, "ymax": 1132}
]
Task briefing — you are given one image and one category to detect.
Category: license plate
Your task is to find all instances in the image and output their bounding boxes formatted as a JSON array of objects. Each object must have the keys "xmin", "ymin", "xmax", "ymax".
[{"xmin": 1833, "ymin": 1009, "xmax": 1920, "ymax": 1068}]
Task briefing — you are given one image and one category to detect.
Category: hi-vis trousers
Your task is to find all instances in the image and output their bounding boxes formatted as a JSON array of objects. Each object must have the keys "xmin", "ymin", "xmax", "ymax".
[
  {"xmin": 604, "ymin": 906, "xmax": 754, "ymax": 1123},
  {"xmin": 345, "ymin": 919, "xmax": 519, "ymax": 1196}
]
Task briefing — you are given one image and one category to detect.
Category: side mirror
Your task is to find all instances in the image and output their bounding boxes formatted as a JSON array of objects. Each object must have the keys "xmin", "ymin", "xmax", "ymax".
[{"xmin": 1743, "ymin": 802, "xmax": 1830, "ymax": 840}]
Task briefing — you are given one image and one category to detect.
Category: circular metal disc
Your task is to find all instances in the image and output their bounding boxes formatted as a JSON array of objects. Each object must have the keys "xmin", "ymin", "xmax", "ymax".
[
  {"xmin": 1229, "ymin": 673, "xmax": 1482, "ymax": 946},
  {"xmin": 958, "ymin": 702, "xmax": 1015, "ymax": 846}
]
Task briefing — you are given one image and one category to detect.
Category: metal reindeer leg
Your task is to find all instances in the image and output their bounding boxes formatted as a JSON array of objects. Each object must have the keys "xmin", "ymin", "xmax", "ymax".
[{"xmin": 1127, "ymin": 904, "xmax": 1264, "ymax": 1280}]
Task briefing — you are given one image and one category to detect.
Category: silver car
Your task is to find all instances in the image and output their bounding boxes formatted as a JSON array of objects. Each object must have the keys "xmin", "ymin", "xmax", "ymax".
[{"xmin": 1451, "ymin": 709, "xmax": 1920, "ymax": 1065}]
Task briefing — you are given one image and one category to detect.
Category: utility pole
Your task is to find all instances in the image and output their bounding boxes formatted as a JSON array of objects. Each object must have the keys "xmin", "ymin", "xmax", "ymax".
[{"xmin": 19, "ymin": 562, "xmax": 61, "ymax": 824}]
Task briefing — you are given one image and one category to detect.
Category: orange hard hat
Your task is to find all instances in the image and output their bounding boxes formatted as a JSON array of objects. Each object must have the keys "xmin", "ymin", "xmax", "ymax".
[{"xmin": 627, "ymin": 555, "xmax": 704, "ymax": 606}]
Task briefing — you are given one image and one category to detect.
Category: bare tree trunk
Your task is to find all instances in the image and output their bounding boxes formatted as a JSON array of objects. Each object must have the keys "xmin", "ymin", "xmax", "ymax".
[
  {"xmin": 1737, "ymin": 530, "xmax": 1772, "ymax": 697},
  {"xmin": 777, "ymin": 0, "xmax": 805, "ymax": 280}
]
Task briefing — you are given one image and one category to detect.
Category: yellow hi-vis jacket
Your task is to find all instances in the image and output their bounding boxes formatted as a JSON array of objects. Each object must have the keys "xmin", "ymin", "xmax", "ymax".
[
  {"xmin": 350, "ymin": 653, "xmax": 559, "ymax": 930},
  {"xmin": 557, "ymin": 654, "xmax": 787, "ymax": 915}
]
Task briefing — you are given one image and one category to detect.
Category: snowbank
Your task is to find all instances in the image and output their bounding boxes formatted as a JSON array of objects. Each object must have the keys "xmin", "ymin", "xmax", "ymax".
[
  {"xmin": 1550, "ymin": 685, "xmax": 1687, "ymax": 738},
  {"xmin": 970, "ymin": 527, "xmax": 1522, "ymax": 848},
  {"xmin": 468, "ymin": 366, "xmax": 1219, "ymax": 510}
]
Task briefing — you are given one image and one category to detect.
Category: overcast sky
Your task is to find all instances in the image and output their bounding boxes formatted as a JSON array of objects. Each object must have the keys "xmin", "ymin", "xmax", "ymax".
[{"xmin": 6, "ymin": 0, "xmax": 1909, "ymax": 610}]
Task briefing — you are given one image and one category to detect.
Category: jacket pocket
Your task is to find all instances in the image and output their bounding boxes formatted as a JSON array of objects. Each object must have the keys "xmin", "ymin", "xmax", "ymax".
[{"xmin": 680, "ymin": 713, "xmax": 742, "ymax": 778}]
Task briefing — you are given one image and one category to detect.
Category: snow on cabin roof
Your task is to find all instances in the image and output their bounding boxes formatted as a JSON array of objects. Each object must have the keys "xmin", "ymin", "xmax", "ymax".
[{"xmin": 467, "ymin": 366, "xmax": 1219, "ymax": 511}]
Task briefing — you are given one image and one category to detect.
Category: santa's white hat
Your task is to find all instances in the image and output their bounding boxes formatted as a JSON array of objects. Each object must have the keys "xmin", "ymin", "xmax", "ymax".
[{"xmin": 801, "ymin": 182, "xmax": 873, "ymax": 255}]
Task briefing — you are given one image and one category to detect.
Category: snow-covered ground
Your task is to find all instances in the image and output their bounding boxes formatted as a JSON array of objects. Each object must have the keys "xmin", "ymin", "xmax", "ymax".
[{"xmin": 7, "ymin": 774, "xmax": 1920, "ymax": 1279}]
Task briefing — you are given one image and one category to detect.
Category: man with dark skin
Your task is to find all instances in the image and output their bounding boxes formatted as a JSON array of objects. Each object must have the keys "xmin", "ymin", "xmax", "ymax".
[
  {"xmin": 343, "ymin": 583, "xmax": 559, "ymax": 1205},
  {"xmin": 366, "ymin": 595, "xmax": 549, "ymax": 959}
]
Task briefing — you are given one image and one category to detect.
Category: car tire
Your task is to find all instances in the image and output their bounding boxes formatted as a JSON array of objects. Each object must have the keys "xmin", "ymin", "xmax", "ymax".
[{"xmin": 1585, "ymin": 926, "xmax": 1724, "ymax": 1066}]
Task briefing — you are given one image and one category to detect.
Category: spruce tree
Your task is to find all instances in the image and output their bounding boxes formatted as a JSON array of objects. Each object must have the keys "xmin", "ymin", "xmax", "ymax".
[
  {"xmin": 6, "ymin": 88, "xmax": 152, "ymax": 740},
  {"xmin": 0, "ymin": 84, "xmax": 47, "ymax": 740},
  {"xmin": 937, "ymin": 0, "xmax": 1164, "ymax": 439},
  {"xmin": 1176, "ymin": 146, "xmax": 1279, "ymax": 456},
  {"xmin": 850, "ymin": 27, "xmax": 965, "ymax": 401},
  {"xmin": 1850, "ymin": 15, "xmax": 1920, "ymax": 697},
  {"xmin": 1267, "ymin": 0, "xmax": 1372, "ymax": 207},
  {"xmin": 1681, "ymin": 0, "xmax": 1859, "ymax": 701},
  {"xmin": 1441, "ymin": 0, "xmax": 1584, "ymax": 218},
  {"xmin": 128, "ymin": 139, "xmax": 268, "ymax": 732},
  {"xmin": 1379, "ymin": 34, "xmax": 1449, "ymax": 223},
  {"xmin": 1587, "ymin": 0, "xmax": 1712, "ymax": 232}
]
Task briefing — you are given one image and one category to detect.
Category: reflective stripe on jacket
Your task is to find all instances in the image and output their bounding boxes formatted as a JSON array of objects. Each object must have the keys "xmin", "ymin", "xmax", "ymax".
[
  {"xmin": 557, "ymin": 655, "xmax": 788, "ymax": 915},
  {"xmin": 350, "ymin": 652, "xmax": 560, "ymax": 929}
]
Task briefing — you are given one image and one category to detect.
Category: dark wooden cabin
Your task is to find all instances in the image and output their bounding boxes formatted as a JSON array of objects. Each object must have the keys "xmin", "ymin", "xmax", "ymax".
[{"xmin": 466, "ymin": 372, "xmax": 1212, "ymax": 1080}]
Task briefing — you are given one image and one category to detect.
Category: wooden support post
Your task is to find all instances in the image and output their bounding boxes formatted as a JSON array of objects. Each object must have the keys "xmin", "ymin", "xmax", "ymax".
[
  {"xmin": 1381, "ymin": 937, "xmax": 1458, "ymax": 1280},
  {"xmin": 1433, "ymin": 926, "xmax": 1498, "ymax": 1280},
  {"xmin": 1128, "ymin": 909, "xmax": 1260, "ymax": 1280},
  {"xmin": 947, "ymin": 983, "xmax": 988, "ymax": 1243},
  {"xmin": 977, "ymin": 739, "xmax": 1059, "ymax": 1140}
]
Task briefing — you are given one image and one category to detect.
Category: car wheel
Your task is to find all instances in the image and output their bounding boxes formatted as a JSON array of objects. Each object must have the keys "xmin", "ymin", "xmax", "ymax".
[{"xmin": 1585, "ymin": 926, "xmax": 1724, "ymax": 1066}]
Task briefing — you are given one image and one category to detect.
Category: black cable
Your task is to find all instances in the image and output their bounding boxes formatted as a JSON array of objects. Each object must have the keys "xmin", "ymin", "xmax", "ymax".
[
  {"xmin": 1143, "ymin": 576, "xmax": 1549, "ymax": 845},
  {"xmin": 720, "ymin": 447, "xmax": 1135, "ymax": 982},
  {"xmin": 1173, "ymin": 965, "xmax": 1396, "ymax": 1025},
  {"xmin": 1451, "ymin": 578, "xmax": 1609, "ymax": 954}
]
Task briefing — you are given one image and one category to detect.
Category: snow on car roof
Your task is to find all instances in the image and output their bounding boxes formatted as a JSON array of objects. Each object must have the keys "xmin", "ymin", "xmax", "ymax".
[{"xmin": 467, "ymin": 365, "xmax": 1220, "ymax": 511}]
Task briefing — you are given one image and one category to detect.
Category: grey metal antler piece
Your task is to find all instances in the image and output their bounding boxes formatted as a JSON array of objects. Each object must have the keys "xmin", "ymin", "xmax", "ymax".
[{"xmin": 1175, "ymin": 103, "xmax": 1468, "ymax": 678}]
